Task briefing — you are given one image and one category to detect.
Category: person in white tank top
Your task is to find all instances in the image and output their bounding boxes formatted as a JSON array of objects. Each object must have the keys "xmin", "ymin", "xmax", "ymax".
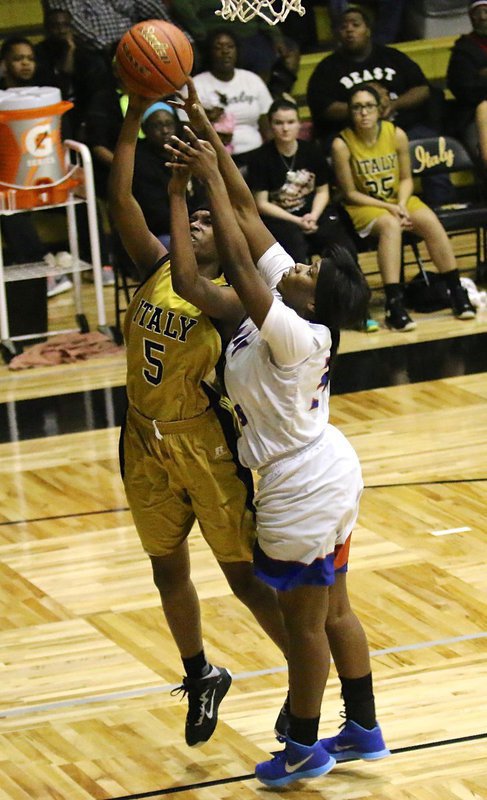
[{"xmin": 165, "ymin": 79, "xmax": 390, "ymax": 787}]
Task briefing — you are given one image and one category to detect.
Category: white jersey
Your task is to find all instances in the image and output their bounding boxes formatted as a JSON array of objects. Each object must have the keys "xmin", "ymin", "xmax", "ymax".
[
  {"xmin": 224, "ymin": 243, "xmax": 333, "ymax": 470},
  {"xmin": 192, "ymin": 69, "xmax": 272, "ymax": 155}
]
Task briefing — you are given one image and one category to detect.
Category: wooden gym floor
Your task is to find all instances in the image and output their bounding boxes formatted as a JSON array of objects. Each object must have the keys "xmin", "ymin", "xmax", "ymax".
[{"xmin": 0, "ymin": 238, "xmax": 486, "ymax": 799}]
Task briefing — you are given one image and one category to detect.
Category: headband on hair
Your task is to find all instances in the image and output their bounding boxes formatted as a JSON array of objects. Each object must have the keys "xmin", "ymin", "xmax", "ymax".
[
  {"xmin": 470, "ymin": 0, "xmax": 487, "ymax": 10},
  {"xmin": 142, "ymin": 101, "xmax": 176, "ymax": 124}
]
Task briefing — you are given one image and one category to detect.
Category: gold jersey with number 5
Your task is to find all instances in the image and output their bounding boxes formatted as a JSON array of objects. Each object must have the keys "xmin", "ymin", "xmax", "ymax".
[
  {"xmin": 121, "ymin": 255, "xmax": 255, "ymax": 561},
  {"xmin": 124, "ymin": 256, "xmax": 226, "ymax": 423}
]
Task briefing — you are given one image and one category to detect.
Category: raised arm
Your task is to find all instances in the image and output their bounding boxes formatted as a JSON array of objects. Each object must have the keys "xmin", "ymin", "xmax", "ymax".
[
  {"xmin": 167, "ymin": 166, "xmax": 245, "ymax": 332},
  {"xmin": 166, "ymin": 134, "xmax": 274, "ymax": 329},
  {"xmin": 108, "ymin": 95, "xmax": 166, "ymax": 279},
  {"xmin": 175, "ymin": 78, "xmax": 276, "ymax": 263}
]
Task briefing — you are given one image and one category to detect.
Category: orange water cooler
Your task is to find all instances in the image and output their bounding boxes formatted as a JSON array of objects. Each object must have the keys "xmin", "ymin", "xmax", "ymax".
[
  {"xmin": 0, "ymin": 88, "xmax": 110, "ymax": 360},
  {"xmin": 0, "ymin": 86, "xmax": 76, "ymax": 209}
]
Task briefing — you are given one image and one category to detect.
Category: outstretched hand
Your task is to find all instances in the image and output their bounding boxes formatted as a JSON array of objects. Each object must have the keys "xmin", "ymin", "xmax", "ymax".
[
  {"xmin": 165, "ymin": 127, "xmax": 218, "ymax": 181},
  {"xmin": 168, "ymin": 77, "xmax": 210, "ymax": 134}
]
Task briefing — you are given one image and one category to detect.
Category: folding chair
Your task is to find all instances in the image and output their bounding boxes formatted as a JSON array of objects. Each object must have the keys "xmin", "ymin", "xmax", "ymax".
[{"xmin": 406, "ymin": 135, "xmax": 487, "ymax": 277}]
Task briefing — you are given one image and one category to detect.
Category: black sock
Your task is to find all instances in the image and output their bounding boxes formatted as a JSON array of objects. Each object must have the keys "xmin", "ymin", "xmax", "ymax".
[
  {"xmin": 340, "ymin": 673, "xmax": 376, "ymax": 730},
  {"xmin": 182, "ymin": 650, "xmax": 210, "ymax": 679},
  {"xmin": 384, "ymin": 283, "xmax": 403, "ymax": 303},
  {"xmin": 289, "ymin": 713, "xmax": 320, "ymax": 746},
  {"xmin": 441, "ymin": 268, "xmax": 460, "ymax": 291}
]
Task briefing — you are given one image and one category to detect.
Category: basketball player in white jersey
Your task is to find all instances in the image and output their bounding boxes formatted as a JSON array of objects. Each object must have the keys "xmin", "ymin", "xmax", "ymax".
[{"xmin": 165, "ymin": 79, "xmax": 390, "ymax": 788}]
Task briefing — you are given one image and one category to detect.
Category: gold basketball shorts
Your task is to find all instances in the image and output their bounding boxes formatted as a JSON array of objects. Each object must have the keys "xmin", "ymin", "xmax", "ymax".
[
  {"xmin": 346, "ymin": 195, "xmax": 427, "ymax": 237},
  {"xmin": 120, "ymin": 403, "xmax": 256, "ymax": 561}
]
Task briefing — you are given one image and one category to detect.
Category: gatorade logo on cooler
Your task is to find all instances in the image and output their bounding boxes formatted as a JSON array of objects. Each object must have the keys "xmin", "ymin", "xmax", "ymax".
[
  {"xmin": 25, "ymin": 122, "xmax": 53, "ymax": 158},
  {"xmin": 0, "ymin": 86, "xmax": 74, "ymax": 207}
]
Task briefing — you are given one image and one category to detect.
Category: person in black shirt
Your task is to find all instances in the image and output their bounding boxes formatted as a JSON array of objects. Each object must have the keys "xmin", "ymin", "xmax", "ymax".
[
  {"xmin": 133, "ymin": 101, "xmax": 205, "ymax": 246},
  {"xmin": 307, "ymin": 7, "xmax": 430, "ymax": 149},
  {"xmin": 113, "ymin": 100, "xmax": 205, "ymax": 275},
  {"xmin": 35, "ymin": 8, "xmax": 109, "ymax": 141},
  {"xmin": 447, "ymin": 0, "xmax": 487, "ymax": 166},
  {"xmin": 247, "ymin": 99, "xmax": 357, "ymax": 265},
  {"xmin": 307, "ymin": 7, "xmax": 452, "ymax": 205}
]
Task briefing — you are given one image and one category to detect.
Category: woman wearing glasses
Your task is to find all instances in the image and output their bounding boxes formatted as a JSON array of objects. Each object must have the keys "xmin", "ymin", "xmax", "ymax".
[{"xmin": 332, "ymin": 84, "xmax": 476, "ymax": 331}]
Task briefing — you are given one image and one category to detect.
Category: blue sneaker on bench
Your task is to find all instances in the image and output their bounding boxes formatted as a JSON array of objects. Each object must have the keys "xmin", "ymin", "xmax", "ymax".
[
  {"xmin": 255, "ymin": 738, "xmax": 336, "ymax": 787},
  {"xmin": 320, "ymin": 720, "xmax": 390, "ymax": 762}
]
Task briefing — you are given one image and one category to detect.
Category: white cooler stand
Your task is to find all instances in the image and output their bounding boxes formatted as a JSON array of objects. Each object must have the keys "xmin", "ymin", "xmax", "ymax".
[{"xmin": 0, "ymin": 139, "xmax": 113, "ymax": 362}]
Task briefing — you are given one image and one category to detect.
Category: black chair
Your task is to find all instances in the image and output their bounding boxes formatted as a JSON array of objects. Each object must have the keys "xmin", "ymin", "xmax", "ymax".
[{"xmin": 406, "ymin": 135, "xmax": 487, "ymax": 278}]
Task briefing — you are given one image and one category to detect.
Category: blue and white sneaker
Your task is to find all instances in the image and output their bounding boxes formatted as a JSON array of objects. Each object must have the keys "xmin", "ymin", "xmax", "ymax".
[
  {"xmin": 255, "ymin": 738, "xmax": 336, "ymax": 787},
  {"xmin": 320, "ymin": 719, "xmax": 390, "ymax": 762}
]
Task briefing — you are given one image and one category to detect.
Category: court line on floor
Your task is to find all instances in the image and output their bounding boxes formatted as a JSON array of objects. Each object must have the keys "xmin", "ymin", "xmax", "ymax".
[
  {"xmin": 0, "ymin": 507, "xmax": 131, "ymax": 526},
  {"xmin": 109, "ymin": 732, "xmax": 487, "ymax": 800},
  {"xmin": 1, "ymin": 631, "xmax": 486, "ymax": 719},
  {"xmin": 1, "ymin": 476, "xmax": 486, "ymax": 527}
]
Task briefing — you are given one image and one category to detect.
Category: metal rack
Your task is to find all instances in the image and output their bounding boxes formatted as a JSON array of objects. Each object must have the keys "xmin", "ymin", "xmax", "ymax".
[{"xmin": 0, "ymin": 139, "xmax": 112, "ymax": 361}]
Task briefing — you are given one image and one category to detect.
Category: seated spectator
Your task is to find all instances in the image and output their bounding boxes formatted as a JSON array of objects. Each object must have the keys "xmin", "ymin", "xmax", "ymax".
[
  {"xmin": 268, "ymin": 37, "xmax": 301, "ymax": 101},
  {"xmin": 192, "ymin": 29, "xmax": 273, "ymax": 170},
  {"xmin": 331, "ymin": 85, "xmax": 476, "ymax": 331},
  {"xmin": 247, "ymin": 98, "xmax": 357, "ymax": 265},
  {"xmin": 132, "ymin": 101, "xmax": 205, "ymax": 248},
  {"xmin": 111, "ymin": 100, "xmax": 177, "ymax": 275},
  {"xmin": 307, "ymin": 6, "xmax": 452, "ymax": 205},
  {"xmin": 327, "ymin": 1, "xmax": 407, "ymax": 45},
  {"xmin": 35, "ymin": 7, "xmax": 109, "ymax": 140},
  {"xmin": 0, "ymin": 36, "xmax": 37, "ymax": 88},
  {"xmin": 307, "ymin": 7, "xmax": 429, "ymax": 149},
  {"xmin": 85, "ymin": 50, "xmax": 131, "ymax": 200},
  {"xmin": 42, "ymin": 0, "xmax": 192, "ymax": 65},
  {"xmin": 41, "ymin": 0, "xmax": 192, "ymax": 56},
  {"xmin": 447, "ymin": 0, "xmax": 487, "ymax": 167}
]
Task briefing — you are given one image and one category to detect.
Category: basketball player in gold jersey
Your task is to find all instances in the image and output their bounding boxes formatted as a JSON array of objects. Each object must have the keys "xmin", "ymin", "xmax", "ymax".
[
  {"xmin": 108, "ymin": 94, "xmax": 288, "ymax": 748},
  {"xmin": 332, "ymin": 84, "xmax": 476, "ymax": 331}
]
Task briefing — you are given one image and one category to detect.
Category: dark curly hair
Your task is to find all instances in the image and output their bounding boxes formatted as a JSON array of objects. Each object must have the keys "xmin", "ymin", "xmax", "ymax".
[
  {"xmin": 347, "ymin": 83, "xmax": 382, "ymax": 109},
  {"xmin": 0, "ymin": 35, "xmax": 34, "ymax": 61},
  {"xmin": 313, "ymin": 245, "xmax": 370, "ymax": 331}
]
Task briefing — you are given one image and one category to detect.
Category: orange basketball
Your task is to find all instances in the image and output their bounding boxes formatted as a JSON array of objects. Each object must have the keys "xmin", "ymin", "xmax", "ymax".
[{"xmin": 116, "ymin": 20, "xmax": 193, "ymax": 99}]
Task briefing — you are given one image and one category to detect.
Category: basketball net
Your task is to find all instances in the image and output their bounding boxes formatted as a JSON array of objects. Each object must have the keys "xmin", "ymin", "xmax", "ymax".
[{"xmin": 216, "ymin": 0, "xmax": 305, "ymax": 26}]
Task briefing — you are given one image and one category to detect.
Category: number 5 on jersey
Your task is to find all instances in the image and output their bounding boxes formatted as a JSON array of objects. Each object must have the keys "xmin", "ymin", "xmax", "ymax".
[{"xmin": 143, "ymin": 338, "xmax": 165, "ymax": 385}]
